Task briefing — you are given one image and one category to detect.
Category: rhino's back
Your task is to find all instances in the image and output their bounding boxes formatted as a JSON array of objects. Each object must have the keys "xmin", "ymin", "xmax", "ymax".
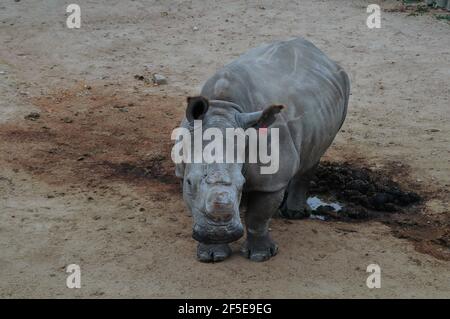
[{"xmin": 201, "ymin": 38, "xmax": 350, "ymax": 191}]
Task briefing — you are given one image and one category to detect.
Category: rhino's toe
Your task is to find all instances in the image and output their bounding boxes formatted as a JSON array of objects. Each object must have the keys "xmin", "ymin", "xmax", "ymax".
[
  {"xmin": 240, "ymin": 234, "xmax": 278, "ymax": 262},
  {"xmin": 279, "ymin": 207, "xmax": 311, "ymax": 219},
  {"xmin": 197, "ymin": 243, "xmax": 232, "ymax": 263}
]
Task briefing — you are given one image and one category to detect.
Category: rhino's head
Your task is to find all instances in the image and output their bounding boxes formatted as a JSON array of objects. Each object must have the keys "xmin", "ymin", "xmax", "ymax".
[{"xmin": 175, "ymin": 96, "xmax": 283, "ymax": 244}]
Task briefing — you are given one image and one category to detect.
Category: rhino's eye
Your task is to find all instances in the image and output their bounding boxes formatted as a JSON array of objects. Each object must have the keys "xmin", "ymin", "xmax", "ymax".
[{"xmin": 186, "ymin": 179, "xmax": 192, "ymax": 186}]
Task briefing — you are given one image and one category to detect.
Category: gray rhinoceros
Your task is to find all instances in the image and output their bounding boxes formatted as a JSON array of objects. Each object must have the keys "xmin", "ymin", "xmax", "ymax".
[{"xmin": 174, "ymin": 38, "xmax": 350, "ymax": 262}]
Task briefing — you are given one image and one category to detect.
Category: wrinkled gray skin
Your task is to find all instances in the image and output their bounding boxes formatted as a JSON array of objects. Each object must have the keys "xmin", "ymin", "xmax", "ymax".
[{"xmin": 175, "ymin": 38, "xmax": 350, "ymax": 262}]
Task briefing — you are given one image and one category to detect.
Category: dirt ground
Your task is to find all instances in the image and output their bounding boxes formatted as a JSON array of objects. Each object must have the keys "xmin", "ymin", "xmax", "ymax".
[{"xmin": 0, "ymin": 0, "xmax": 449, "ymax": 298}]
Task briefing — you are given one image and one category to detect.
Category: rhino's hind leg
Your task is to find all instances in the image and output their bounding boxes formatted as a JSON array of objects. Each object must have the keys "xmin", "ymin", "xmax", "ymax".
[
  {"xmin": 280, "ymin": 163, "xmax": 318, "ymax": 219},
  {"xmin": 197, "ymin": 243, "xmax": 232, "ymax": 263},
  {"xmin": 241, "ymin": 190, "xmax": 284, "ymax": 262}
]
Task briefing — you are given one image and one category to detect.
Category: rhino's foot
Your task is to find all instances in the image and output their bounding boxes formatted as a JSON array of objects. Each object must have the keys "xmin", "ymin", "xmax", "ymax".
[
  {"xmin": 197, "ymin": 243, "xmax": 232, "ymax": 263},
  {"xmin": 279, "ymin": 206, "xmax": 311, "ymax": 219},
  {"xmin": 240, "ymin": 233, "xmax": 278, "ymax": 262}
]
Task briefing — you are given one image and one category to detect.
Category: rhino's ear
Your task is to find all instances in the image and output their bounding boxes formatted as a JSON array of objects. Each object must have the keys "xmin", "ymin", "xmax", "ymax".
[
  {"xmin": 236, "ymin": 104, "xmax": 285, "ymax": 129},
  {"xmin": 186, "ymin": 96, "xmax": 209, "ymax": 123}
]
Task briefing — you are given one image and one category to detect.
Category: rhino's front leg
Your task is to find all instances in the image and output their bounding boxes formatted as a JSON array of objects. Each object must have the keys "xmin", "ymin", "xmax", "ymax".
[{"xmin": 241, "ymin": 190, "xmax": 285, "ymax": 262}]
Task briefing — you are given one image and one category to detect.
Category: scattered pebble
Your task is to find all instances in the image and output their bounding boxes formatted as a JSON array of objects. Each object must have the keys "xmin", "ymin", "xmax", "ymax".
[
  {"xmin": 152, "ymin": 73, "xmax": 167, "ymax": 85},
  {"xmin": 192, "ymin": 26, "xmax": 199, "ymax": 31},
  {"xmin": 24, "ymin": 112, "xmax": 40, "ymax": 121}
]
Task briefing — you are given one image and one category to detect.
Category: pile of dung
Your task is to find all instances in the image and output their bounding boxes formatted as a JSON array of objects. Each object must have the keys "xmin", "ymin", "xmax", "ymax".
[{"xmin": 309, "ymin": 161, "xmax": 422, "ymax": 220}]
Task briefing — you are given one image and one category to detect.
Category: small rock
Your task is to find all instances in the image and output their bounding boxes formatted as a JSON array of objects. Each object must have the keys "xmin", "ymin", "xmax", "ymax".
[
  {"xmin": 90, "ymin": 291, "xmax": 105, "ymax": 296},
  {"xmin": 192, "ymin": 26, "xmax": 199, "ymax": 31},
  {"xmin": 62, "ymin": 117, "xmax": 73, "ymax": 123},
  {"xmin": 24, "ymin": 112, "xmax": 40, "ymax": 121},
  {"xmin": 152, "ymin": 73, "xmax": 167, "ymax": 85}
]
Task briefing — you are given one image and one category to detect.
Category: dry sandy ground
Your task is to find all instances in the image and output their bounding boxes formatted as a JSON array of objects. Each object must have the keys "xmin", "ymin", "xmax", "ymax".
[{"xmin": 0, "ymin": 0, "xmax": 449, "ymax": 298}]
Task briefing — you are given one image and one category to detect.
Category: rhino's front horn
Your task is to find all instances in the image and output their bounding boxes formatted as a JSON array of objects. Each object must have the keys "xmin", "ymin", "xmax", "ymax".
[{"xmin": 205, "ymin": 190, "xmax": 235, "ymax": 223}]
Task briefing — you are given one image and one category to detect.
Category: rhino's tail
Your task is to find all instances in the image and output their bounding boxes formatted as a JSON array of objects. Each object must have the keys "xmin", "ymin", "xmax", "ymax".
[{"xmin": 338, "ymin": 69, "xmax": 350, "ymax": 130}]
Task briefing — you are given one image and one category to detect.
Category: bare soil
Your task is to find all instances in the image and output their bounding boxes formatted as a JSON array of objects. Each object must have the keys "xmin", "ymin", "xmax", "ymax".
[{"xmin": 0, "ymin": 0, "xmax": 449, "ymax": 298}]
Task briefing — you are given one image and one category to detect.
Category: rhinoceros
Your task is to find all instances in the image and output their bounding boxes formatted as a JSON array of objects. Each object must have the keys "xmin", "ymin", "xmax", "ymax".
[{"xmin": 174, "ymin": 37, "xmax": 350, "ymax": 262}]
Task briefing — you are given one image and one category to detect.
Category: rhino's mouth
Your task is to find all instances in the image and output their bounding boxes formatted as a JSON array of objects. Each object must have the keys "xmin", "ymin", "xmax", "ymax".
[{"xmin": 192, "ymin": 222, "xmax": 244, "ymax": 244}]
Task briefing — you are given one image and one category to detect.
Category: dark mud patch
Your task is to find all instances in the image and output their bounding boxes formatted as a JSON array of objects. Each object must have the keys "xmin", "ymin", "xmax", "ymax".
[
  {"xmin": 0, "ymin": 84, "xmax": 183, "ymax": 193},
  {"xmin": 101, "ymin": 154, "xmax": 178, "ymax": 186},
  {"xmin": 310, "ymin": 161, "xmax": 422, "ymax": 221}
]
